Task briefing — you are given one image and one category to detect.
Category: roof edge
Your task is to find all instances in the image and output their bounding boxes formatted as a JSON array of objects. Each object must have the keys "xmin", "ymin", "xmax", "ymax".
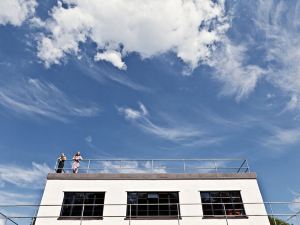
[{"xmin": 47, "ymin": 172, "xmax": 257, "ymax": 180}]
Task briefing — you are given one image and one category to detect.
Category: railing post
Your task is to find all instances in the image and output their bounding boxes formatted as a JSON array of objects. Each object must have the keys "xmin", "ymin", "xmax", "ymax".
[
  {"xmin": 87, "ymin": 160, "xmax": 90, "ymax": 173},
  {"xmin": 4, "ymin": 218, "xmax": 7, "ymax": 225},
  {"xmin": 183, "ymin": 159, "xmax": 186, "ymax": 173},
  {"xmin": 151, "ymin": 160, "xmax": 154, "ymax": 173},
  {"xmin": 246, "ymin": 159, "xmax": 250, "ymax": 173},
  {"xmin": 177, "ymin": 203, "xmax": 180, "ymax": 225},
  {"xmin": 80, "ymin": 203, "xmax": 85, "ymax": 225},
  {"xmin": 54, "ymin": 159, "xmax": 58, "ymax": 173},
  {"xmin": 129, "ymin": 204, "xmax": 131, "ymax": 225},
  {"xmin": 223, "ymin": 203, "xmax": 228, "ymax": 225},
  {"xmin": 214, "ymin": 160, "xmax": 218, "ymax": 173}
]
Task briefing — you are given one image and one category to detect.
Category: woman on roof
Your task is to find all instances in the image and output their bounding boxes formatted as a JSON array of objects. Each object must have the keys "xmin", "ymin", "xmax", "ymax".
[
  {"xmin": 56, "ymin": 153, "xmax": 67, "ymax": 173},
  {"xmin": 72, "ymin": 151, "xmax": 83, "ymax": 174}
]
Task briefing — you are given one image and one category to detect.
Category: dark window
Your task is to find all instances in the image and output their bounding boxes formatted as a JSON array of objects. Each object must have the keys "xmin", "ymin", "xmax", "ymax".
[
  {"xmin": 126, "ymin": 192, "xmax": 180, "ymax": 219},
  {"xmin": 59, "ymin": 192, "xmax": 105, "ymax": 220},
  {"xmin": 200, "ymin": 191, "xmax": 246, "ymax": 218}
]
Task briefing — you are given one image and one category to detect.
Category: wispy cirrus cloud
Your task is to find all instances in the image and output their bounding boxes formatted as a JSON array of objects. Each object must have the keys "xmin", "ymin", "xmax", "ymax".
[
  {"xmin": 208, "ymin": 38, "xmax": 265, "ymax": 101},
  {"xmin": 0, "ymin": 0, "xmax": 37, "ymax": 26},
  {"xmin": 0, "ymin": 78, "xmax": 100, "ymax": 122},
  {"xmin": 253, "ymin": 0, "xmax": 300, "ymax": 110},
  {"xmin": 36, "ymin": 0, "xmax": 228, "ymax": 70},
  {"xmin": 0, "ymin": 191, "xmax": 36, "ymax": 205},
  {"xmin": 0, "ymin": 162, "xmax": 51, "ymax": 221},
  {"xmin": 0, "ymin": 162, "xmax": 50, "ymax": 189},
  {"xmin": 75, "ymin": 56, "xmax": 149, "ymax": 92},
  {"xmin": 264, "ymin": 126, "xmax": 300, "ymax": 149},
  {"xmin": 99, "ymin": 160, "xmax": 166, "ymax": 174},
  {"xmin": 118, "ymin": 102, "xmax": 221, "ymax": 145},
  {"xmin": 214, "ymin": 0, "xmax": 300, "ymax": 107}
]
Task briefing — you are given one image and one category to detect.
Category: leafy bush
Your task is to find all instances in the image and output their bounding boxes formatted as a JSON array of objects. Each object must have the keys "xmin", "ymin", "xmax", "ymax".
[{"xmin": 269, "ymin": 216, "xmax": 292, "ymax": 225}]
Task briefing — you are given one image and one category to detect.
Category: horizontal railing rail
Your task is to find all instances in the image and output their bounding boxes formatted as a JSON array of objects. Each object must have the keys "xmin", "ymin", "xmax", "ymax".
[
  {"xmin": 1, "ymin": 202, "xmax": 300, "ymax": 225},
  {"xmin": 54, "ymin": 158, "xmax": 251, "ymax": 174}
]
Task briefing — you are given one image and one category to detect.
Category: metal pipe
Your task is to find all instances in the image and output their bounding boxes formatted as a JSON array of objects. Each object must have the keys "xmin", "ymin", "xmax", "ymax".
[
  {"xmin": 269, "ymin": 202, "xmax": 277, "ymax": 225},
  {"xmin": 1, "ymin": 201, "xmax": 300, "ymax": 207},
  {"xmin": 177, "ymin": 203, "xmax": 180, "ymax": 225},
  {"xmin": 237, "ymin": 160, "xmax": 246, "ymax": 173}
]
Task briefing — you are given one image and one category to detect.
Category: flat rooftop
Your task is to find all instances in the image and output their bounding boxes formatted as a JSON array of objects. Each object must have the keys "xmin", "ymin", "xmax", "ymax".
[
  {"xmin": 54, "ymin": 158, "xmax": 251, "ymax": 174},
  {"xmin": 48, "ymin": 172, "xmax": 257, "ymax": 180}
]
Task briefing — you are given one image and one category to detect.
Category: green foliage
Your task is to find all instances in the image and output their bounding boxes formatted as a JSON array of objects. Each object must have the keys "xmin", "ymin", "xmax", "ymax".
[{"xmin": 269, "ymin": 216, "xmax": 292, "ymax": 225}]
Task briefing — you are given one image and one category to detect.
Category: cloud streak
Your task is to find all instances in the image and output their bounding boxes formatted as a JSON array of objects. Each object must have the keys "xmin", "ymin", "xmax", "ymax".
[
  {"xmin": 0, "ymin": 191, "xmax": 36, "ymax": 205},
  {"xmin": 264, "ymin": 126, "xmax": 300, "ymax": 149},
  {"xmin": 0, "ymin": 78, "xmax": 100, "ymax": 122},
  {"xmin": 118, "ymin": 102, "xmax": 221, "ymax": 146},
  {"xmin": 0, "ymin": 162, "xmax": 51, "ymax": 189},
  {"xmin": 253, "ymin": 0, "xmax": 300, "ymax": 109},
  {"xmin": 75, "ymin": 56, "xmax": 149, "ymax": 92},
  {"xmin": 209, "ymin": 38, "xmax": 265, "ymax": 101}
]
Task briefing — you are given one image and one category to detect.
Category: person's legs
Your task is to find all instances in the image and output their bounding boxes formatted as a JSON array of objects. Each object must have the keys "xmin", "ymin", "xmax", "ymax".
[{"xmin": 72, "ymin": 162, "xmax": 80, "ymax": 173}]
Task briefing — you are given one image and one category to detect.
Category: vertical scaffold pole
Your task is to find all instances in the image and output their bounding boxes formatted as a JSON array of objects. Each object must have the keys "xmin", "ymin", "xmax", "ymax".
[
  {"xmin": 269, "ymin": 203, "xmax": 277, "ymax": 225},
  {"xmin": 129, "ymin": 204, "xmax": 132, "ymax": 225},
  {"xmin": 80, "ymin": 203, "xmax": 85, "ymax": 225},
  {"xmin": 177, "ymin": 203, "xmax": 180, "ymax": 225},
  {"xmin": 223, "ymin": 203, "xmax": 228, "ymax": 225}
]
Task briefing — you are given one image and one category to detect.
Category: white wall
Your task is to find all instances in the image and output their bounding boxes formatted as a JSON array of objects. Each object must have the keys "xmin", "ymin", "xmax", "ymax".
[{"xmin": 35, "ymin": 178, "xmax": 270, "ymax": 225}]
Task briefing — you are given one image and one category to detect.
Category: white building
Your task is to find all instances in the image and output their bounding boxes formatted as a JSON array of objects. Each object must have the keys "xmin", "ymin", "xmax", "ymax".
[{"xmin": 34, "ymin": 159, "xmax": 270, "ymax": 225}]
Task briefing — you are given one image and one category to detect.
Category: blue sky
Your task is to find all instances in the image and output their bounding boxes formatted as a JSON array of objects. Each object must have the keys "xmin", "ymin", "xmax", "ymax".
[{"xmin": 0, "ymin": 0, "xmax": 300, "ymax": 218}]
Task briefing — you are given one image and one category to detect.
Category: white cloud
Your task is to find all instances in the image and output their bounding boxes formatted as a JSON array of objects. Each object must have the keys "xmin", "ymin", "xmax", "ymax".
[
  {"xmin": 99, "ymin": 160, "xmax": 166, "ymax": 173},
  {"xmin": 290, "ymin": 196, "xmax": 300, "ymax": 212},
  {"xmin": 95, "ymin": 50, "xmax": 127, "ymax": 70},
  {"xmin": 0, "ymin": 162, "xmax": 51, "ymax": 189},
  {"xmin": 0, "ymin": 0, "xmax": 37, "ymax": 26},
  {"xmin": 254, "ymin": 0, "xmax": 300, "ymax": 109},
  {"xmin": 0, "ymin": 78, "xmax": 100, "ymax": 121},
  {"xmin": 118, "ymin": 103, "xmax": 203, "ymax": 142},
  {"xmin": 37, "ymin": 0, "xmax": 228, "ymax": 70},
  {"xmin": 206, "ymin": 0, "xmax": 300, "ymax": 104},
  {"xmin": 285, "ymin": 95, "xmax": 299, "ymax": 111},
  {"xmin": 208, "ymin": 38, "xmax": 265, "ymax": 101},
  {"xmin": 85, "ymin": 135, "xmax": 92, "ymax": 143},
  {"xmin": 264, "ymin": 127, "xmax": 300, "ymax": 148},
  {"xmin": 0, "ymin": 191, "xmax": 36, "ymax": 205},
  {"xmin": 76, "ymin": 56, "xmax": 149, "ymax": 92},
  {"xmin": 121, "ymin": 102, "xmax": 148, "ymax": 120}
]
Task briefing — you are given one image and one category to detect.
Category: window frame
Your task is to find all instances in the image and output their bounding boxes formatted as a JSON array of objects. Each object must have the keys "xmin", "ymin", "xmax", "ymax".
[
  {"xmin": 200, "ymin": 190, "xmax": 247, "ymax": 219},
  {"xmin": 58, "ymin": 191, "xmax": 105, "ymax": 220},
  {"xmin": 126, "ymin": 191, "xmax": 181, "ymax": 220}
]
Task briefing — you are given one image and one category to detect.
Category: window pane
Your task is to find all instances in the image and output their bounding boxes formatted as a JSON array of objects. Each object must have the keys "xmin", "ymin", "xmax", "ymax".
[
  {"xmin": 70, "ymin": 193, "xmax": 84, "ymax": 217},
  {"xmin": 60, "ymin": 192, "xmax": 105, "ymax": 219},
  {"xmin": 200, "ymin": 191, "xmax": 246, "ymax": 217},
  {"xmin": 127, "ymin": 192, "xmax": 179, "ymax": 218}
]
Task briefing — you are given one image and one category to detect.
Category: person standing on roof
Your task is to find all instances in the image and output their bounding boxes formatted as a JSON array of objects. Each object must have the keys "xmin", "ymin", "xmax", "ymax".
[
  {"xmin": 72, "ymin": 151, "xmax": 83, "ymax": 173},
  {"xmin": 56, "ymin": 153, "xmax": 67, "ymax": 173}
]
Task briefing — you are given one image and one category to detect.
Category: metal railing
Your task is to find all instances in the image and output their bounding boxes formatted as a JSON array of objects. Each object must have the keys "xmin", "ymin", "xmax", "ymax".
[
  {"xmin": 1, "ymin": 201, "xmax": 300, "ymax": 225},
  {"xmin": 0, "ymin": 212, "xmax": 18, "ymax": 225},
  {"xmin": 54, "ymin": 158, "xmax": 251, "ymax": 174}
]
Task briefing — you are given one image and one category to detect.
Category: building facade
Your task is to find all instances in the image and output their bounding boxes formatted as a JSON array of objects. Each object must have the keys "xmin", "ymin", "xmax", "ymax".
[{"xmin": 35, "ymin": 159, "xmax": 270, "ymax": 225}]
